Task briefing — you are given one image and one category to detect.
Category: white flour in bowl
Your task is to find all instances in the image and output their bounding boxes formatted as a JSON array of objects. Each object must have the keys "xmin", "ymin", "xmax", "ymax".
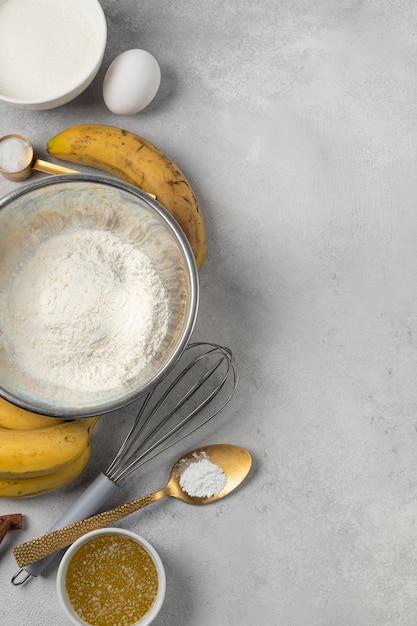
[{"xmin": 0, "ymin": 229, "xmax": 170, "ymax": 393}]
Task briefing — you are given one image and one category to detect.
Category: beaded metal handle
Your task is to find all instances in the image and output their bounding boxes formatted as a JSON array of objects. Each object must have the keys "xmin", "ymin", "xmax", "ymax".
[{"xmin": 13, "ymin": 490, "xmax": 165, "ymax": 568}]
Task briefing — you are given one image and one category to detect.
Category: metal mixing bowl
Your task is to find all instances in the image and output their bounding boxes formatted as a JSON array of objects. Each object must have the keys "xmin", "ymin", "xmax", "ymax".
[{"xmin": 0, "ymin": 174, "xmax": 199, "ymax": 417}]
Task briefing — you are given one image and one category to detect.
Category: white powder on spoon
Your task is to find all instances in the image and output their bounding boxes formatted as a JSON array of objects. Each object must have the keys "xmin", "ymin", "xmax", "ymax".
[
  {"xmin": 0, "ymin": 229, "xmax": 170, "ymax": 393},
  {"xmin": 178, "ymin": 452, "xmax": 227, "ymax": 498},
  {"xmin": 0, "ymin": 0, "xmax": 99, "ymax": 101}
]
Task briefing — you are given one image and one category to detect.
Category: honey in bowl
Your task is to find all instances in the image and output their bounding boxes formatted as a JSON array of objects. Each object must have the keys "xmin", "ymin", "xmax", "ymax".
[{"xmin": 57, "ymin": 529, "xmax": 166, "ymax": 626}]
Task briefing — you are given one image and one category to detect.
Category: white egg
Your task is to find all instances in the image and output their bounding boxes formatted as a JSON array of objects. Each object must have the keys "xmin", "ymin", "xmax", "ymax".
[{"xmin": 103, "ymin": 49, "xmax": 161, "ymax": 115}]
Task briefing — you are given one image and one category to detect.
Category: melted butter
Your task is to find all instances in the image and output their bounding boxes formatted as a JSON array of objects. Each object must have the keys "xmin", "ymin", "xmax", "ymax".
[{"xmin": 65, "ymin": 534, "xmax": 159, "ymax": 626}]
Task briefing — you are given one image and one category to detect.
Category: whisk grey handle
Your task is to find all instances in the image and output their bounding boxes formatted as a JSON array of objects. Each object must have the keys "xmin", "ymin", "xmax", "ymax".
[{"xmin": 11, "ymin": 473, "xmax": 119, "ymax": 584}]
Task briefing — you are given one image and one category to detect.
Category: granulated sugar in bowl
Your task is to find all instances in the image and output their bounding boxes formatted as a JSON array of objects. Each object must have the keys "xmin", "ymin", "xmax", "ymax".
[
  {"xmin": 0, "ymin": 0, "xmax": 107, "ymax": 109},
  {"xmin": 0, "ymin": 174, "xmax": 198, "ymax": 417}
]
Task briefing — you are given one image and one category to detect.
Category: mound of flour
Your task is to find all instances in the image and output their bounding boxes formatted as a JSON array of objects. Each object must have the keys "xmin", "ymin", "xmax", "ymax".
[{"xmin": 0, "ymin": 229, "xmax": 170, "ymax": 393}]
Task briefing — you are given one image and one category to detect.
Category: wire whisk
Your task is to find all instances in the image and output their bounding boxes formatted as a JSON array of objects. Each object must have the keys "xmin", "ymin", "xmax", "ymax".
[
  {"xmin": 106, "ymin": 341, "xmax": 238, "ymax": 483},
  {"xmin": 13, "ymin": 341, "xmax": 238, "ymax": 585}
]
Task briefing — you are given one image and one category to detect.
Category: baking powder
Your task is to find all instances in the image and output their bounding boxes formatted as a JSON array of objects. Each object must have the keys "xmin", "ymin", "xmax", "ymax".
[
  {"xmin": 0, "ymin": 229, "xmax": 170, "ymax": 393},
  {"xmin": 178, "ymin": 452, "xmax": 227, "ymax": 498}
]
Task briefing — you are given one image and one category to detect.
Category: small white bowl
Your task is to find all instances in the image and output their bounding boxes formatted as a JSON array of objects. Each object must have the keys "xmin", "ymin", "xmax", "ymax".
[
  {"xmin": 57, "ymin": 528, "xmax": 166, "ymax": 626},
  {"xmin": 0, "ymin": 0, "xmax": 107, "ymax": 110}
]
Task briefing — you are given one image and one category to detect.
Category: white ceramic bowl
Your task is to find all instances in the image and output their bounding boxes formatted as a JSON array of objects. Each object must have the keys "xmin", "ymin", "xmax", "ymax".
[
  {"xmin": 57, "ymin": 528, "xmax": 166, "ymax": 626},
  {"xmin": 0, "ymin": 0, "xmax": 107, "ymax": 110},
  {"xmin": 0, "ymin": 174, "xmax": 199, "ymax": 418}
]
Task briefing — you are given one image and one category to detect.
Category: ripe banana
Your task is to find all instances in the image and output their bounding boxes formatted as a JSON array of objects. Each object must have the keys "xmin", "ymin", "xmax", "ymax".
[
  {"xmin": 0, "ymin": 445, "xmax": 91, "ymax": 498},
  {"xmin": 0, "ymin": 416, "xmax": 99, "ymax": 478},
  {"xmin": 47, "ymin": 124, "xmax": 207, "ymax": 268},
  {"xmin": 0, "ymin": 397, "xmax": 65, "ymax": 430}
]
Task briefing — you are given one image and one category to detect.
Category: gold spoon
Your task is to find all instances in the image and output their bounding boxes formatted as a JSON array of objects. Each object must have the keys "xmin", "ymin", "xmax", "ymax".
[
  {"xmin": 0, "ymin": 134, "xmax": 78, "ymax": 182},
  {"xmin": 0, "ymin": 134, "xmax": 157, "ymax": 199},
  {"xmin": 13, "ymin": 444, "xmax": 252, "ymax": 568}
]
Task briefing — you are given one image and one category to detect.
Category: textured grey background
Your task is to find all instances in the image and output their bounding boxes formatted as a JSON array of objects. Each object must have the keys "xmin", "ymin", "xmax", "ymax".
[{"xmin": 1, "ymin": 1, "xmax": 417, "ymax": 624}]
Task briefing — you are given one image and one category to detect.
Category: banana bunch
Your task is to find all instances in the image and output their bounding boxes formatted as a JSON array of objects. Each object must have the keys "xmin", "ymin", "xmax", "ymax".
[
  {"xmin": 47, "ymin": 124, "xmax": 207, "ymax": 268},
  {"xmin": 0, "ymin": 398, "xmax": 99, "ymax": 498}
]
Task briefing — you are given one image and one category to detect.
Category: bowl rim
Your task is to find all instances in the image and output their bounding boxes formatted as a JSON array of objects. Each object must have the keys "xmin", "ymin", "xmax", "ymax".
[
  {"xmin": 0, "ymin": 0, "xmax": 107, "ymax": 108},
  {"xmin": 0, "ymin": 173, "xmax": 199, "ymax": 418},
  {"xmin": 56, "ymin": 527, "xmax": 167, "ymax": 626}
]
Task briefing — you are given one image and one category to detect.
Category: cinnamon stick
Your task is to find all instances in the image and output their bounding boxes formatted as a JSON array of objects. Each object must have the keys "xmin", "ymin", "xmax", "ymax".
[{"xmin": 0, "ymin": 514, "xmax": 22, "ymax": 544}]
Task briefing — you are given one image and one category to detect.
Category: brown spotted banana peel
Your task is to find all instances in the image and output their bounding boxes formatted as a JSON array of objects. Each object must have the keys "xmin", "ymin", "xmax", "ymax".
[
  {"xmin": 0, "ymin": 445, "xmax": 92, "ymax": 498},
  {"xmin": 47, "ymin": 124, "xmax": 207, "ymax": 268},
  {"xmin": 0, "ymin": 416, "xmax": 99, "ymax": 478}
]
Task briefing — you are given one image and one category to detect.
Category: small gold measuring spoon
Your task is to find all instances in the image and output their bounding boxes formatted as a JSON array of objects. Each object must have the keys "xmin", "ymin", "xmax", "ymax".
[
  {"xmin": 13, "ymin": 444, "xmax": 252, "ymax": 568},
  {"xmin": 0, "ymin": 134, "xmax": 78, "ymax": 182}
]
